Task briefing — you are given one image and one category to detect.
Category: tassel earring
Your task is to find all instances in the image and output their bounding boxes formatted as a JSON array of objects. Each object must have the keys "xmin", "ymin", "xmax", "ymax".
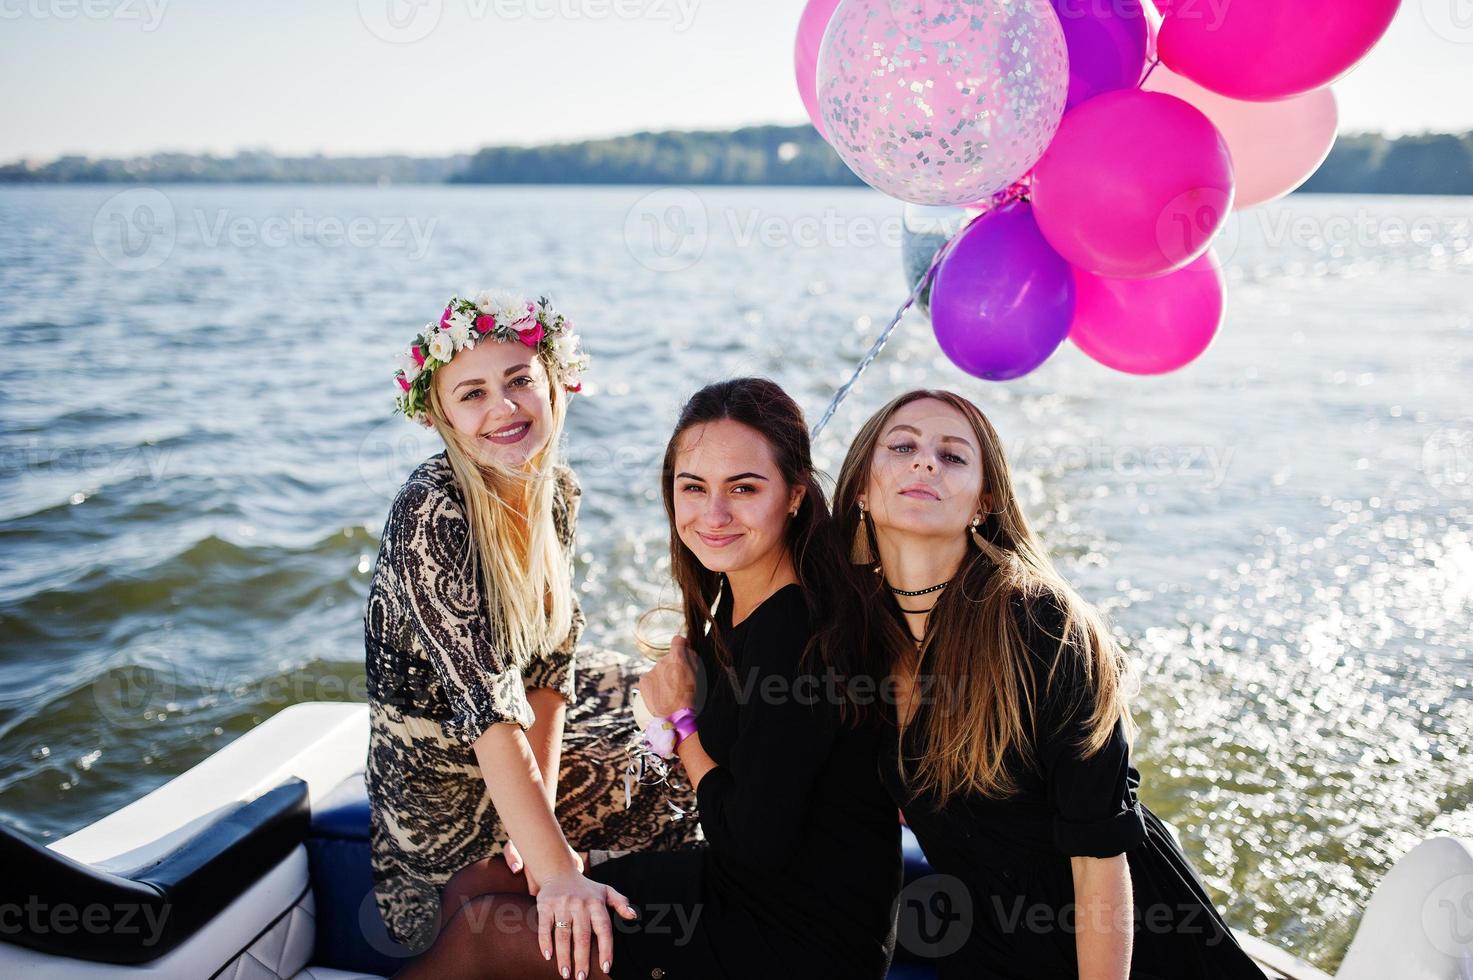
[
  {"xmin": 969, "ymin": 514, "xmax": 986, "ymax": 551},
  {"xmin": 851, "ymin": 502, "xmax": 878, "ymax": 567}
]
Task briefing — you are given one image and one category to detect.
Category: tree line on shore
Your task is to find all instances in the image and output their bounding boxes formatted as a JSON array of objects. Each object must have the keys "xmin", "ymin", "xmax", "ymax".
[{"xmin": 3, "ymin": 125, "xmax": 1470, "ymax": 195}]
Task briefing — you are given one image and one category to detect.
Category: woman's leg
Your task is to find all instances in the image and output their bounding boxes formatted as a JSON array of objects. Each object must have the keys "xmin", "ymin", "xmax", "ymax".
[
  {"xmin": 395, "ymin": 893, "xmax": 614, "ymax": 980},
  {"xmin": 438, "ymin": 856, "xmax": 529, "ymax": 932}
]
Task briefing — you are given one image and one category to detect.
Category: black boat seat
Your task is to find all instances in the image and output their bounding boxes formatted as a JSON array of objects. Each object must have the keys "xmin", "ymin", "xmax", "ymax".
[{"xmin": 0, "ymin": 777, "xmax": 309, "ymax": 965}]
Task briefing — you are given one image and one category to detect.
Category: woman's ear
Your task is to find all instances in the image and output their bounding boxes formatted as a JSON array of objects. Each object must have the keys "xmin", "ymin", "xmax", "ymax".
[{"xmin": 789, "ymin": 484, "xmax": 807, "ymax": 517}]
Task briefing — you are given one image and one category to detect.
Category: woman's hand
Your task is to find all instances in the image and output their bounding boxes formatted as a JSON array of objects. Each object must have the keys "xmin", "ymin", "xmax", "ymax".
[
  {"xmin": 536, "ymin": 870, "xmax": 637, "ymax": 980},
  {"xmin": 640, "ymin": 635, "xmax": 698, "ymax": 718},
  {"xmin": 504, "ymin": 840, "xmax": 584, "ymax": 897}
]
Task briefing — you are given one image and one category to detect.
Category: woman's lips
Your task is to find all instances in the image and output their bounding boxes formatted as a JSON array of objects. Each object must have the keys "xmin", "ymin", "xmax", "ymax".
[
  {"xmin": 697, "ymin": 531, "xmax": 741, "ymax": 548},
  {"xmin": 899, "ymin": 484, "xmax": 940, "ymax": 501},
  {"xmin": 483, "ymin": 421, "xmax": 531, "ymax": 445}
]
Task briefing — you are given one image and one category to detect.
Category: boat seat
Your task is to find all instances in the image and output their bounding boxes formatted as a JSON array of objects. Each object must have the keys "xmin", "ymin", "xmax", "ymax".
[
  {"xmin": 0, "ymin": 777, "xmax": 309, "ymax": 965},
  {"xmin": 305, "ymin": 771, "xmax": 941, "ymax": 978},
  {"xmin": 305, "ymin": 771, "xmax": 418, "ymax": 976}
]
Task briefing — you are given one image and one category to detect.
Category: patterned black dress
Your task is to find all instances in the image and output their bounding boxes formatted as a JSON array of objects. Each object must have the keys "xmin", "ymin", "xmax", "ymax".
[
  {"xmin": 880, "ymin": 592, "xmax": 1268, "ymax": 979},
  {"xmin": 364, "ymin": 453, "xmax": 698, "ymax": 951}
]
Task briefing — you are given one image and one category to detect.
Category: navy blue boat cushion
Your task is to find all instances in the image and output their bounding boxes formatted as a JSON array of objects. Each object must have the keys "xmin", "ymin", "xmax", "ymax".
[{"xmin": 305, "ymin": 772, "xmax": 413, "ymax": 976}]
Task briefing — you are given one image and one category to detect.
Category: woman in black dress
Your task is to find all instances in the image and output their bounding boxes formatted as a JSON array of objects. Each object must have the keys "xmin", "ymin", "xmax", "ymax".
[
  {"xmin": 413, "ymin": 378, "xmax": 902, "ymax": 980},
  {"xmin": 833, "ymin": 389, "xmax": 1268, "ymax": 980}
]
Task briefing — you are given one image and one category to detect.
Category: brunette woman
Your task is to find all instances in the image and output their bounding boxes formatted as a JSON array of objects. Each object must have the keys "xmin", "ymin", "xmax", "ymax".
[
  {"xmin": 835, "ymin": 389, "xmax": 1267, "ymax": 980},
  {"xmin": 413, "ymin": 378, "xmax": 903, "ymax": 980}
]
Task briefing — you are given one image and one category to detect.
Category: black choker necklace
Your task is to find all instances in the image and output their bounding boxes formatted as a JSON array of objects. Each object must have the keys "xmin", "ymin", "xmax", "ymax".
[{"xmin": 889, "ymin": 581, "xmax": 948, "ymax": 597}]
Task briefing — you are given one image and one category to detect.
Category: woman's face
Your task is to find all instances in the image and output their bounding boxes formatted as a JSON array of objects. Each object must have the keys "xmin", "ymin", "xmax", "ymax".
[
  {"xmin": 435, "ymin": 340, "xmax": 554, "ymax": 468},
  {"xmin": 672, "ymin": 419, "xmax": 803, "ymax": 577},
  {"xmin": 864, "ymin": 398, "xmax": 990, "ymax": 541}
]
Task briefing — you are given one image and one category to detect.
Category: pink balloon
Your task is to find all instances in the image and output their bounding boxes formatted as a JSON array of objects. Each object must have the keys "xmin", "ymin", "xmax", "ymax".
[
  {"xmin": 1156, "ymin": 0, "xmax": 1399, "ymax": 101},
  {"xmin": 1144, "ymin": 66, "xmax": 1338, "ymax": 209},
  {"xmin": 1032, "ymin": 89, "xmax": 1234, "ymax": 279},
  {"xmin": 1070, "ymin": 249, "xmax": 1225, "ymax": 374},
  {"xmin": 794, "ymin": 0, "xmax": 841, "ymax": 138}
]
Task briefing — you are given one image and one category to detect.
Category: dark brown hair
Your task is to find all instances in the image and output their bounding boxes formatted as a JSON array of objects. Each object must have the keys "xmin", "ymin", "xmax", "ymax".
[
  {"xmin": 660, "ymin": 378, "xmax": 845, "ymax": 683},
  {"xmin": 834, "ymin": 389, "xmax": 1130, "ymax": 801}
]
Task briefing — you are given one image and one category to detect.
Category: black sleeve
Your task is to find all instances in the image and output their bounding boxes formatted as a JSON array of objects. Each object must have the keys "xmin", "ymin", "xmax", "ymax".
[
  {"xmin": 695, "ymin": 598, "xmax": 839, "ymax": 871},
  {"xmin": 1018, "ymin": 594, "xmax": 1146, "ymax": 858}
]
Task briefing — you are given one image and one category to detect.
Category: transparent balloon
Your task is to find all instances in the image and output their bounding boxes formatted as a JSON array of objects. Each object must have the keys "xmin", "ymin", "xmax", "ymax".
[{"xmin": 818, "ymin": 0, "xmax": 1069, "ymax": 206}]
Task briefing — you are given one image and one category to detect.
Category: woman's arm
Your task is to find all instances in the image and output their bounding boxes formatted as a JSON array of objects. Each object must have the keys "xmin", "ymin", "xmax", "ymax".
[
  {"xmin": 473, "ymin": 722, "xmax": 579, "ymax": 877},
  {"xmin": 1071, "ymin": 853, "xmax": 1133, "ymax": 980},
  {"xmin": 525, "ymin": 688, "xmax": 568, "ymax": 809}
]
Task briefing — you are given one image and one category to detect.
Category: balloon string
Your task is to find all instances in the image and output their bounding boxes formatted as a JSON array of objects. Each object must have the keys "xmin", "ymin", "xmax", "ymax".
[
  {"xmin": 810, "ymin": 230, "xmax": 960, "ymax": 441},
  {"xmin": 1140, "ymin": 56, "xmax": 1161, "ymax": 87}
]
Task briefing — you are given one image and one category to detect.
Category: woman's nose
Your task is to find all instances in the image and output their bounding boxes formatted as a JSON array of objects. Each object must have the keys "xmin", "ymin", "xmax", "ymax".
[
  {"xmin": 705, "ymin": 497, "xmax": 733, "ymax": 527},
  {"xmin": 486, "ymin": 395, "xmax": 517, "ymax": 418},
  {"xmin": 912, "ymin": 455, "xmax": 936, "ymax": 472}
]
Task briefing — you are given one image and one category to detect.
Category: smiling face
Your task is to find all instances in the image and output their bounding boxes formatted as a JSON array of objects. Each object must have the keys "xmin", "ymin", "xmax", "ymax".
[
  {"xmin": 433, "ymin": 340, "xmax": 554, "ymax": 468},
  {"xmin": 672, "ymin": 418, "xmax": 804, "ymax": 577},
  {"xmin": 864, "ymin": 397, "xmax": 991, "ymax": 542}
]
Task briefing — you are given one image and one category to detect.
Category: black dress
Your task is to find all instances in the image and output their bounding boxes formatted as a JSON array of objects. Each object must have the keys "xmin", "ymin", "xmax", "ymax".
[
  {"xmin": 588, "ymin": 583, "xmax": 903, "ymax": 979},
  {"xmin": 879, "ymin": 594, "xmax": 1268, "ymax": 980}
]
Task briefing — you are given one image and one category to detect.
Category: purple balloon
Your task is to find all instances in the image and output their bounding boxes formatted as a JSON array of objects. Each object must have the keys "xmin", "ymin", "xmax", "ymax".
[
  {"xmin": 1050, "ymin": 0, "xmax": 1151, "ymax": 110},
  {"xmin": 930, "ymin": 202, "xmax": 1075, "ymax": 382}
]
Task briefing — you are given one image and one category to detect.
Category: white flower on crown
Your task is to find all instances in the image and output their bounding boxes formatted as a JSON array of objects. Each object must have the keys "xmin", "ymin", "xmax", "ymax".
[
  {"xmin": 398, "ymin": 352, "xmax": 422, "ymax": 383},
  {"xmin": 427, "ymin": 331, "xmax": 455, "ymax": 363},
  {"xmin": 477, "ymin": 289, "xmax": 530, "ymax": 325},
  {"xmin": 445, "ymin": 311, "xmax": 473, "ymax": 349},
  {"xmin": 552, "ymin": 331, "xmax": 582, "ymax": 364}
]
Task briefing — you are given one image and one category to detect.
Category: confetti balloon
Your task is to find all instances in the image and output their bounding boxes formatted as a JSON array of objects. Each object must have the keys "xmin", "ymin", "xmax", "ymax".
[{"xmin": 817, "ymin": 0, "xmax": 1070, "ymax": 206}]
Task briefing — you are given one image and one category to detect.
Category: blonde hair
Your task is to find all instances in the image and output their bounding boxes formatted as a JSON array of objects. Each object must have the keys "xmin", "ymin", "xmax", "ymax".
[
  {"xmin": 425, "ymin": 348, "xmax": 574, "ymax": 670},
  {"xmin": 835, "ymin": 389, "xmax": 1132, "ymax": 803}
]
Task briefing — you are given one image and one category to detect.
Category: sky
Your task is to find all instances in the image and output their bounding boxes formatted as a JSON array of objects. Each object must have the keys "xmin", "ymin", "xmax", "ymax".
[{"xmin": 1, "ymin": 0, "xmax": 1470, "ymax": 161}]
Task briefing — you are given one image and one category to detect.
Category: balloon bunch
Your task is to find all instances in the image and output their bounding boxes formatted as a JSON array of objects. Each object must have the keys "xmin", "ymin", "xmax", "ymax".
[{"xmin": 795, "ymin": 0, "xmax": 1398, "ymax": 380}]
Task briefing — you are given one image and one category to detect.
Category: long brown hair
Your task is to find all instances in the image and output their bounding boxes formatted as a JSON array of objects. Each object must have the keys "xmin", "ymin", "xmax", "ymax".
[
  {"xmin": 424, "ymin": 344, "xmax": 574, "ymax": 671},
  {"xmin": 834, "ymin": 389, "xmax": 1130, "ymax": 801},
  {"xmin": 660, "ymin": 378, "xmax": 844, "ymax": 678}
]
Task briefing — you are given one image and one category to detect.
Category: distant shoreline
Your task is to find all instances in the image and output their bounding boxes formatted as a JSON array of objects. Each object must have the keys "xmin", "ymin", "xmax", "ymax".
[{"xmin": 3, "ymin": 124, "xmax": 1471, "ymax": 195}]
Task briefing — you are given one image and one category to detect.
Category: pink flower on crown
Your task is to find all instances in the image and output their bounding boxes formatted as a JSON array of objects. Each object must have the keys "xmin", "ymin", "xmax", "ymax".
[
  {"xmin": 397, "ymin": 375, "xmax": 411, "ymax": 392},
  {"xmin": 410, "ymin": 345, "xmax": 425, "ymax": 366},
  {"xmin": 475, "ymin": 315, "xmax": 495, "ymax": 334},
  {"xmin": 440, "ymin": 305, "xmax": 454, "ymax": 329},
  {"xmin": 516, "ymin": 322, "xmax": 544, "ymax": 347}
]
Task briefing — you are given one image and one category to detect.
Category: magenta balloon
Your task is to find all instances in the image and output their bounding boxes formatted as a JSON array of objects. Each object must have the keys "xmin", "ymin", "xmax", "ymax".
[
  {"xmin": 1156, "ymin": 0, "xmax": 1400, "ymax": 101},
  {"xmin": 1049, "ymin": 0, "xmax": 1150, "ymax": 110},
  {"xmin": 1032, "ymin": 89, "xmax": 1234, "ymax": 279},
  {"xmin": 1070, "ymin": 249, "xmax": 1225, "ymax": 375},
  {"xmin": 794, "ymin": 0, "xmax": 841, "ymax": 138},
  {"xmin": 930, "ymin": 202, "xmax": 1075, "ymax": 381},
  {"xmin": 1145, "ymin": 66, "xmax": 1339, "ymax": 209}
]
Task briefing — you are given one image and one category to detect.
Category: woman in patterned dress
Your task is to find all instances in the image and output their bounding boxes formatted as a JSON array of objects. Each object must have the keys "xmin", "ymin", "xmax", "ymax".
[{"xmin": 364, "ymin": 292, "xmax": 695, "ymax": 974}]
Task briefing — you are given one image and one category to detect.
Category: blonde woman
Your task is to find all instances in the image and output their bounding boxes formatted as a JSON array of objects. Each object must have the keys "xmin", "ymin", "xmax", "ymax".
[
  {"xmin": 835, "ymin": 389, "xmax": 1267, "ymax": 980},
  {"xmin": 365, "ymin": 291, "xmax": 693, "ymax": 979}
]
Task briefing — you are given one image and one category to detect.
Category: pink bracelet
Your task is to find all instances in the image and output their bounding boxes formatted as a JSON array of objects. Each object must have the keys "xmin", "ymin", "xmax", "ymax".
[{"xmin": 642, "ymin": 708, "xmax": 699, "ymax": 759}]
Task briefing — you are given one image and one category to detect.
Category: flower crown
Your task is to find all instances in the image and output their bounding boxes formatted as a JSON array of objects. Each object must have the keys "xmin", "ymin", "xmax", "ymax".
[{"xmin": 394, "ymin": 289, "xmax": 590, "ymax": 427}]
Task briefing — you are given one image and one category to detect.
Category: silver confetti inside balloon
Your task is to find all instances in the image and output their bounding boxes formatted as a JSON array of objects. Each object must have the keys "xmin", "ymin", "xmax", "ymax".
[{"xmin": 818, "ymin": 0, "xmax": 1069, "ymax": 206}]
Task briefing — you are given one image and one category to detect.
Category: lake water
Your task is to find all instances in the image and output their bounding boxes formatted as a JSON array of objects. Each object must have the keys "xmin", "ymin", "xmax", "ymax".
[{"xmin": 0, "ymin": 184, "xmax": 1469, "ymax": 970}]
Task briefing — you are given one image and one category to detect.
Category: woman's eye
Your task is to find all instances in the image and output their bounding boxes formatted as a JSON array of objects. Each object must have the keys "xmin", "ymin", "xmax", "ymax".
[
  {"xmin": 461, "ymin": 388, "xmax": 484, "ymax": 401},
  {"xmin": 731, "ymin": 485, "xmax": 756, "ymax": 494},
  {"xmin": 888, "ymin": 443, "xmax": 914, "ymax": 454},
  {"xmin": 944, "ymin": 453, "xmax": 968, "ymax": 465},
  {"xmin": 509, "ymin": 375, "xmax": 534, "ymax": 388},
  {"xmin": 680, "ymin": 484, "xmax": 705, "ymax": 494}
]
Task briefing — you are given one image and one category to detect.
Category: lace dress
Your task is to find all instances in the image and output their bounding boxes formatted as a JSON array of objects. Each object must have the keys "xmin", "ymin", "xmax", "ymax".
[{"xmin": 364, "ymin": 452, "xmax": 697, "ymax": 951}]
